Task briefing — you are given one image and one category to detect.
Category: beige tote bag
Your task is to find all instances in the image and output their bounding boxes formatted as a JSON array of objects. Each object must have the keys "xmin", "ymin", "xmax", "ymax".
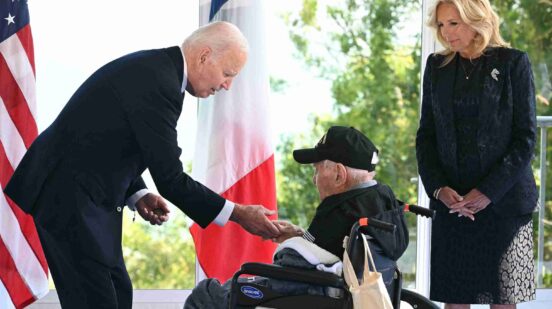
[{"xmin": 343, "ymin": 233, "xmax": 393, "ymax": 309}]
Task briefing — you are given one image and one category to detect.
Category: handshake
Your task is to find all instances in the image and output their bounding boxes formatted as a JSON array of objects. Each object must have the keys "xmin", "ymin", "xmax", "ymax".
[
  {"xmin": 269, "ymin": 220, "xmax": 305, "ymax": 243},
  {"xmin": 134, "ymin": 195, "xmax": 305, "ymax": 244}
]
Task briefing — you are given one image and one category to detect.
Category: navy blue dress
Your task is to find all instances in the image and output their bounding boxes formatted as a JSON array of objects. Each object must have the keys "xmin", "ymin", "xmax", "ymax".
[{"xmin": 429, "ymin": 54, "xmax": 535, "ymax": 304}]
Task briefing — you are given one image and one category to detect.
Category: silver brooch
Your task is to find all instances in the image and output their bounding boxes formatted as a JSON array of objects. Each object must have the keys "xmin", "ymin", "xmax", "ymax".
[{"xmin": 491, "ymin": 68, "xmax": 500, "ymax": 81}]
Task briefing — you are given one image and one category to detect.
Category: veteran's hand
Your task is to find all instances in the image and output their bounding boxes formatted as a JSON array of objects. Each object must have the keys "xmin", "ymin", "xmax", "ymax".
[
  {"xmin": 136, "ymin": 193, "xmax": 170, "ymax": 225},
  {"xmin": 271, "ymin": 220, "xmax": 304, "ymax": 243}
]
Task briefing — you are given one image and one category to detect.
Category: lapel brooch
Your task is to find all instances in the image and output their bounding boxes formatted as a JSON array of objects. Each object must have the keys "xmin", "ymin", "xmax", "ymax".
[{"xmin": 491, "ymin": 68, "xmax": 500, "ymax": 81}]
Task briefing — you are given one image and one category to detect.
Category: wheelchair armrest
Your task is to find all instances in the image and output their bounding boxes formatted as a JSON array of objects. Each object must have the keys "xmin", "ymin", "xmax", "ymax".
[{"xmin": 234, "ymin": 262, "xmax": 345, "ymax": 289}]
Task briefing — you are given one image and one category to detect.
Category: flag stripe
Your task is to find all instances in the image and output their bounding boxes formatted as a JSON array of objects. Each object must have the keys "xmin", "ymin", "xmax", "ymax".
[
  {"xmin": 16, "ymin": 25, "xmax": 35, "ymax": 76},
  {"xmin": 192, "ymin": 155, "xmax": 277, "ymax": 281},
  {"xmin": 0, "ymin": 187, "xmax": 48, "ymax": 299},
  {"xmin": 0, "ymin": 30, "xmax": 37, "ymax": 119},
  {"xmin": 0, "ymin": 143, "xmax": 48, "ymax": 275},
  {"xmin": 0, "ymin": 236, "xmax": 34, "ymax": 307},
  {"xmin": 0, "ymin": 142, "xmax": 14, "ymax": 186},
  {"xmin": 0, "ymin": 99, "xmax": 27, "ymax": 168},
  {"xmin": 0, "ymin": 280, "xmax": 16, "ymax": 309},
  {"xmin": 0, "ymin": 56, "xmax": 37, "ymax": 149}
]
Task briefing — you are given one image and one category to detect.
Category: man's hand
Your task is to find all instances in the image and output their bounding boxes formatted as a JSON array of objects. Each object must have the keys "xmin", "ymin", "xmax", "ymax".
[
  {"xmin": 271, "ymin": 220, "xmax": 304, "ymax": 243},
  {"xmin": 229, "ymin": 204, "xmax": 280, "ymax": 239},
  {"xmin": 135, "ymin": 193, "xmax": 170, "ymax": 225}
]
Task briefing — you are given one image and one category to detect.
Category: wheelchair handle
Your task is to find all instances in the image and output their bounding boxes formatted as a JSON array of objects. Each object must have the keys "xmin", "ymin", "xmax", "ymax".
[
  {"xmin": 357, "ymin": 217, "xmax": 396, "ymax": 233},
  {"xmin": 401, "ymin": 202, "xmax": 435, "ymax": 220}
]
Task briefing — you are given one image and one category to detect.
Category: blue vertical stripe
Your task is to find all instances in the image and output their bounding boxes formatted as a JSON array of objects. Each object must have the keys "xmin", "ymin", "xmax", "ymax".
[{"xmin": 209, "ymin": 0, "xmax": 229, "ymax": 21}]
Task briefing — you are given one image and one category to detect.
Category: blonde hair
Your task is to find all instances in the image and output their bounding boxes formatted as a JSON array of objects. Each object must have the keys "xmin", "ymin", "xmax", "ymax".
[{"xmin": 427, "ymin": 0, "xmax": 509, "ymax": 65}]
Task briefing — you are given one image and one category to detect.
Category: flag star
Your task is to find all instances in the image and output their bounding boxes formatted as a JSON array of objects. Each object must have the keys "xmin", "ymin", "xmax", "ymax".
[{"xmin": 5, "ymin": 13, "xmax": 15, "ymax": 25}]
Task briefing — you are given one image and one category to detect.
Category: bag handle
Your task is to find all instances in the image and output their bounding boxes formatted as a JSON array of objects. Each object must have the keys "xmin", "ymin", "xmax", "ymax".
[
  {"xmin": 360, "ymin": 233, "xmax": 378, "ymax": 281},
  {"xmin": 343, "ymin": 233, "xmax": 378, "ymax": 287},
  {"xmin": 343, "ymin": 246, "xmax": 360, "ymax": 288}
]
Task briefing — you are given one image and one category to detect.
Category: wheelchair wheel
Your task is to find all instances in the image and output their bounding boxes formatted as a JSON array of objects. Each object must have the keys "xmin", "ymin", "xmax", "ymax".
[{"xmin": 400, "ymin": 289, "xmax": 439, "ymax": 309}]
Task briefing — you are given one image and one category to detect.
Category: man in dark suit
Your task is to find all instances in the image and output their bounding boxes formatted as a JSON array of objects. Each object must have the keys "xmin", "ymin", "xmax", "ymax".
[{"xmin": 4, "ymin": 21, "xmax": 280, "ymax": 308}]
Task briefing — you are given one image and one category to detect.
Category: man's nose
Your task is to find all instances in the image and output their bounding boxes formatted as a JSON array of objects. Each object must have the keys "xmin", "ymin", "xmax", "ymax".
[{"xmin": 221, "ymin": 78, "xmax": 233, "ymax": 90}]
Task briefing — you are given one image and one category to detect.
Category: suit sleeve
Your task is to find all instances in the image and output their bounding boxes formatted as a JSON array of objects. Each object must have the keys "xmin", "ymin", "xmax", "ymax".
[
  {"xmin": 121, "ymin": 75, "xmax": 224, "ymax": 227},
  {"xmin": 416, "ymin": 55, "xmax": 448, "ymax": 198},
  {"xmin": 477, "ymin": 52, "xmax": 537, "ymax": 203},
  {"xmin": 125, "ymin": 176, "xmax": 147, "ymax": 200}
]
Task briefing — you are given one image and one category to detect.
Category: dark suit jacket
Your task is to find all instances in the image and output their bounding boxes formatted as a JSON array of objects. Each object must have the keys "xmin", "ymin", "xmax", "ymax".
[
  {"xmin": 416, "ymin": 47, "xmax": 537, "ymax": 217},
  {"xmin": 5, "ymin": 46, "xmax": 225, "ymax": 227}
]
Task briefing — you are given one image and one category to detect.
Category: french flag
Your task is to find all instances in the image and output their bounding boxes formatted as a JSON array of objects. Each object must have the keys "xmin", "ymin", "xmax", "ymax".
[{"xmin": 190, "ymin": 0, "xmax": 278, "ymax": 283}]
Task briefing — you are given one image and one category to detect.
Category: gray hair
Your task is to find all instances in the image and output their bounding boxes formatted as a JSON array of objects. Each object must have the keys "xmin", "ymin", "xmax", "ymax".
[
  {"xmin": 345, "ymin": 166, "xmax": 375, "ymax": 186},
  {"xmin": 183, "ymin": 21, "xmax": 249, "ymax": 59}
]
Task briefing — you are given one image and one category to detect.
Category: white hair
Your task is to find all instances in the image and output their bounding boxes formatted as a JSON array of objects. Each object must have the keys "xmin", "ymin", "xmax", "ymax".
[
  {"xmin": 321, "ymin": 160, "xmax": 375, "ymax": 187},
  {"xmin": 182, "ymin": 21, "xmax": 249, "ymax": 59},
  {"xmin": 345, "ymin": 166, "xmax": 375, "ymax": 186}
]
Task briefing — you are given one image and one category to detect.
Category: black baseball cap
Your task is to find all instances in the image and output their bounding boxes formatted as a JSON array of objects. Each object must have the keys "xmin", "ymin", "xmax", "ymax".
[{"xmin": 293, "ymin": 126, "xmax": 379, "ymax": 171}]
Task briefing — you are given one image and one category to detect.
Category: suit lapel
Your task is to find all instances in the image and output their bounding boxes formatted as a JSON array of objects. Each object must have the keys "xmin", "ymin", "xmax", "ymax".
[{"xmin": 432, "ymin": 55, "xmax": 457, "ymax": 170}]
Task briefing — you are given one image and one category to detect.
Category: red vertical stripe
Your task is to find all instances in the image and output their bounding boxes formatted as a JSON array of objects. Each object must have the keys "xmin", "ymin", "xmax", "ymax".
[
  {"xmin": 0, "ymin": 56, "xmax": 38, "ymax": 149},
  {"xmin": 0, "ymin": 143, "xmax": 48, "ymax": 275},
  {"xmin": 191, "ymin": 155, "xmax": 278, "ymax": 282},
  {"xmin": 0, "ymin": 237, "xmax": 36, "ymax": 307}
]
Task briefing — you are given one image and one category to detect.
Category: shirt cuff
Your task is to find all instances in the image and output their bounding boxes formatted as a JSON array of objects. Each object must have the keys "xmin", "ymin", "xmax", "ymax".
[
  {"xmin": 126, "ymin": 189, "xmax": 150, "ymax": 211},
  {"xmin": 213, "ymin": 200, "xmax": 235, "ymax": 226}
]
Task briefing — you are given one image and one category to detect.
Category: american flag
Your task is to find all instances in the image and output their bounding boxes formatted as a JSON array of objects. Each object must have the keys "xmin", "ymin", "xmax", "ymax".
[{"xmin": 0, "ymin": 0, "xmax": 49, "ymax": 308}]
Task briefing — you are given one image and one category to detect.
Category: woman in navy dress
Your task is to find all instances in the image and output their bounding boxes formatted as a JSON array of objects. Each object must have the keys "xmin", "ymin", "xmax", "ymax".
[{"xmin": 416, "ymin": 0, "xmax": 537, "ymax": 308}]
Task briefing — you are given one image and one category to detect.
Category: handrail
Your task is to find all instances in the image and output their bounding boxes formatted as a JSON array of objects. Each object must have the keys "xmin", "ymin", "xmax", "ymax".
[{"xmin": 536, "ymin": 116, "xmax": 551, "ymax": 287}]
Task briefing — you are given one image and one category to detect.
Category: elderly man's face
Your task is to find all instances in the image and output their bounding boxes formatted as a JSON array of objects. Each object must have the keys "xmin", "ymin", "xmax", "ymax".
[
  {"xmin": 189, "ymin": 47, "xmax": 247, "ymax": 98},
  {"xmin": 312, "ymin": 161, "xmax": 338, "ymax": 201}
]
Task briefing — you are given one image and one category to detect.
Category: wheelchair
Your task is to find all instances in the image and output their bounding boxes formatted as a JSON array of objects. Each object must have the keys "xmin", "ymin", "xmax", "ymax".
[{"xmin": 228, "ymin": 203, "xmax": 440, "ymax": 309}]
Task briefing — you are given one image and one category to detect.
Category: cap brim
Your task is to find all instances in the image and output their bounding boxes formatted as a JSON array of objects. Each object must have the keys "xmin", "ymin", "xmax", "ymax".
[{"xmin": 293, "ymin": 148, "xmax": 323, "ymax": 164}]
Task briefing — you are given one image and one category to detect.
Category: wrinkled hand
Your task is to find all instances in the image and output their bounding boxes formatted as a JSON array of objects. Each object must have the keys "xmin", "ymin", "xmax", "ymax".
[
  {"xmin": 136, "ymin": 193, "xmax": 170, "ymax": 225},
  {"xmin": 438, "ymin": 186, "xmax": 474, "ymax": 220},
  {"xmin": 230, "ymin": 204, "xmax": 280, "ymax": 239},
  {"xmin": 271, "ymin": 220, "xmax": 304, "ymax": 243},
  {"xmin": 450, "ymin": 189, "xmax": 490, "ymax": 221}
]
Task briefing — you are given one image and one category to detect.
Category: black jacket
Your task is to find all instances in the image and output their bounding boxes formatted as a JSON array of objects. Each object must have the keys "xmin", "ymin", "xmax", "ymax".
[
  {"xmin": 306, "ymin": 183, "xmax": 408, "ymax": 260},
  {"xmin": 416, "ymin": 47, "xmax": 538, "ymax": 216},
  {"xmin": 5, "ymin": 47, "xmax": 224, "ymax": 227}
]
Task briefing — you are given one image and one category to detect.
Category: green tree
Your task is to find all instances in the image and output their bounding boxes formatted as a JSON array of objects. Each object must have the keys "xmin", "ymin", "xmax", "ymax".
[
  {"xmin": 279, "ymin": 0, "xmax": 420, "ymax": 224},
  {"xmin": 122, "ymin": 211, "xmax": 196, "ymax": 288},
  {"xmin": 279, "ymin": 0, "xmax": 422, "ymax": 284}
]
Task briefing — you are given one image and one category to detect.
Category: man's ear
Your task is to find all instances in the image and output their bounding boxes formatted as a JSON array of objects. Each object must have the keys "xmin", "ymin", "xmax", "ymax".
[
  {"xmin": 198, "ymin": 47, "xmax": 212, "ymax": 64},
  {"xmin": 335, "ymin": 163, "xmax": 347, "ymax": 186}
]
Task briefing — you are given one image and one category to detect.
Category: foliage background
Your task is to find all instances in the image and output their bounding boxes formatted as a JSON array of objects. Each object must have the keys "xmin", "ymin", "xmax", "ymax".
[{"xmin": 120, "ymin": 0, "xmax": 552, "ymax": 289}]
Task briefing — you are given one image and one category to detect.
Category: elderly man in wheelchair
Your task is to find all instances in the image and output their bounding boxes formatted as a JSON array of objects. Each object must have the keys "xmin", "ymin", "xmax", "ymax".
[{"xmin": 185, "ymin": 126, "xmax": 411, "ymax": 309}]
